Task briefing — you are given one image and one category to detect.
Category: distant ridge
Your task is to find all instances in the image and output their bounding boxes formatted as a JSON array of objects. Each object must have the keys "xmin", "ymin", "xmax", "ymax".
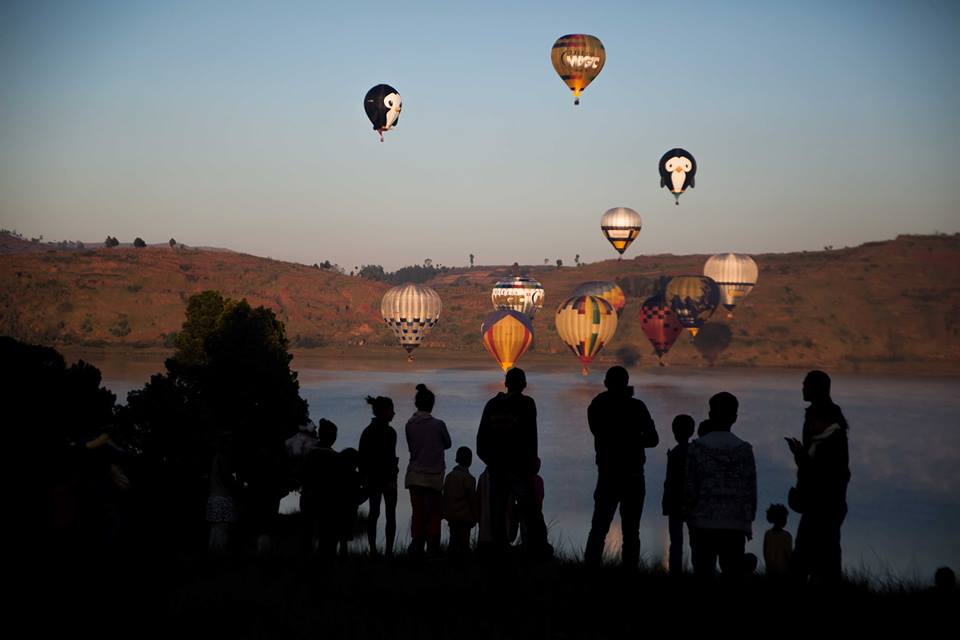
[{"xmin": 1, "ymin": 232, "xmax": 958, "ymax": 372}]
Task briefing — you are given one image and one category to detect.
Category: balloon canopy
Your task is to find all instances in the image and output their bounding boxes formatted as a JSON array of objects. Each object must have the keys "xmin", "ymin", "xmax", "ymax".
[
  {"xmin": 572, "ymin": 281, "xmax": 626, "ymax": 316},
  {"xmin": 481, "ymin": 310, "xmax": 535, "ymax": 372},
  {"xmin": 600, "ymin": 207, "xmax": 642, "ymax": 259},
  {"xmin": 380, "ymin": 283, "xmax": 441, "ymax": 359},
  {"xmin": 555, "ymin": 295, "xmax": 618, "ymax": 375},
  {"xmin": 665, "ymin": 276, "xmax": 720, "ymax": 338},
  {"xmin": 551, "ymin": 34, "xmax": 606, "ymax": 105},
  {"xmin": 491, "ymin": 276, "xmax": 545, "ymax": 319},
  {"xmin": 364, "ymin": 84, "xmax": 402, "ymax": 141},
  {"xmin": 703, "ymin": 253, "xmax": 759, "ymax": 314},
  {"xmin": 639, "ymin": 294, "xmax": 684, "ymax": 364},
  {"xmin": 658, "ymin": 148, "xmax": 697, "ymax": 205}
]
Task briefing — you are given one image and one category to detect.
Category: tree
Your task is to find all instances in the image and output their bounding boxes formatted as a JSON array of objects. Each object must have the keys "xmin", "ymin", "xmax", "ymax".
[
  {"xmin": 104, "ymin": 236, "xmax": 119, "ymax": 248},
  {"xmin": 544, "ymin": 258, "xmax": 549, "ymax": 265},
  {"xmin": 424, "ymin": 258, "xmax": 433, "ymax": 268},
  {"xmin": 556, "ymin": 259, "xmax": 563, "ymax": 269},
  {"xmin": 358, "ymin": 264, "xmax": 386, "ymax": 280},
  {"xmin": 469, "ymin": 253, "xmax": 475, "ymax": 268},
  {"xmin": 133, "ymin": 237, "xmax": 146, "ymax": 248},
  {"xmin": 575, "ymin": 254, "xmax": 581, "ymax": 266},
  {"xmin": 169, "ymin": 238, "xmax": 177, "ymax": 248}
]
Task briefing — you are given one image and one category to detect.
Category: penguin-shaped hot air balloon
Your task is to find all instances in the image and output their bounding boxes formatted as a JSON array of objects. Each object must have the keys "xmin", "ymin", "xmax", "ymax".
[
  {"xmin": 658, "ymin": 148, "xmax": 696, "ymax": 205},
  {"xmin": 364, "ymin": 84, "xmax": 402, "ymax": 142}
]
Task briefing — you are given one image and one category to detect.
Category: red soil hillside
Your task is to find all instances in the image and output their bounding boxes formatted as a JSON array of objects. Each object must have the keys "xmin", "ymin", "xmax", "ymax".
[{"xmin": 1, "ymin": 234, "xmax": 958, "ymax": 372}]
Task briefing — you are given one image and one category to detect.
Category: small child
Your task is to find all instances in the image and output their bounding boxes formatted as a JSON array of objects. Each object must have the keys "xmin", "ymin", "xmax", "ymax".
[
  {"xmin": 443, "ymin": 446, "xmax": 478, "ymax": 555},
  {"xmin": 662, "ymin": 414, "xmax": 695, "ymax": 575},
  {"xmin": 763, "ymin": 503, "xmax": 793, "ymax": 577}
]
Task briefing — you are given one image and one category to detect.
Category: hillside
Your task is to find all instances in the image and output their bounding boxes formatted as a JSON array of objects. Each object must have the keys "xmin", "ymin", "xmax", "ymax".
[{"xmin": 1, "ymin": 234, "xmax": 959, "ymax": 372}]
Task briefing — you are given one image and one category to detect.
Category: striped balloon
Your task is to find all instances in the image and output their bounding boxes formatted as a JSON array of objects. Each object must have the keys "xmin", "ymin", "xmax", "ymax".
[
  {"xmin": 572, "ymin": 281, "xmax": 626, "ymax": 316},
  {"xmin": 703, "ymin": 253, "xmax": 759, "ymax": 315},
  {"xmin": 639, "ymin": 294, "xmax": 684, "ymax": 364},
  {"xmin": 491, "ymin": 276, "xmax": 545, "ymax": 318},
  {"xmin": 481, "ymin": 310, "xmax": 534, "ymax": 372},
  {"xmin": 555, "ymin": 295, "xmax": 618, "ymax": 375},
  {"xmin": 600, "ymin": 207, "xmax": 642, "ymax": 259},
  {"xmin": 380, "ymin": 283, "xmax": 442, "ymax": 360},
  {"xmin": 550, "ymin": 34, "xmax": 605, "ymax": 105},
  {"xmin": 665, "ymin": 276, "xmax": 720, "ymax": 339}
]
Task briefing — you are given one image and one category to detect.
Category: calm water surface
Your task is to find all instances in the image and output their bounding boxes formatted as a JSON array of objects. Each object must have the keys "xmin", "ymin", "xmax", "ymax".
[{"xmin": 97, "ymin": 357, "xmax": 960, "ymax": 579}]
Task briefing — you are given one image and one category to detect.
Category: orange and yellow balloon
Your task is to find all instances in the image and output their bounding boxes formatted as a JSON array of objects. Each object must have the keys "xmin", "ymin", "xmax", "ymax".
[
  {"xmin": 551, "ymin": 34, "xmax": 605, "ymax": 105},
  {"xmin": 555, "ymin": 295, "xmax": 618, "ymax": 375},
  {"xmin": 572, "ymin": 281, "xmax": 626, "ymax": 317},
  {"xmin": 481, "ymin": 310, "xmax": 534, "ymax": 372}
]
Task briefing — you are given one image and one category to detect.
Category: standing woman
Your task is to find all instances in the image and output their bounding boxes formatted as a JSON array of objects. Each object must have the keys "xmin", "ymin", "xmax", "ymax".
[
  {"xmin": 404, "ymin": 384, "xmax": 452, "ymax": 556},
  {"xmin": 785, "ymin": 370, "xmax": 851, "ymax": 583},
  {"xmin": 359, "ymin": 396, "xmax": 399, "ymax": 557}
]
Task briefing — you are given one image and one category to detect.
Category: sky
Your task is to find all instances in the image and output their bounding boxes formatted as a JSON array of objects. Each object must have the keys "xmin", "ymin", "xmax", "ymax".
[{"xmin": 1, "ymin": 0, "xmax": 958, "ymax": 270}]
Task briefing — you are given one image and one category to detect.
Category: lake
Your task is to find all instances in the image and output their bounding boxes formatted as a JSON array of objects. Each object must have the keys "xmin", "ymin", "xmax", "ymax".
[{"xmin": 95, "ymin": 354, "xmax": 960, "ymax": 579}]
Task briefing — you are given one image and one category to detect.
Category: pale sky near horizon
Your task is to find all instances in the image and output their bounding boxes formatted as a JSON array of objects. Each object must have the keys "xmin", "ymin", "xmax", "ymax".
[{"xmin": 1, "ymin": 0, "xmax": 958, "ymax": 270}]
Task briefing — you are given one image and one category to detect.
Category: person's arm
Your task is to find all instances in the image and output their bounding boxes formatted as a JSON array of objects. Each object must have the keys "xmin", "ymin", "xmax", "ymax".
[
  {"xmin": 476, "ymin": 402, "xmax": 491, "ymax": 465},
  {"xmin": 638, "ymin": 401, "xmax": 659, "ymax": 448},
  {"xmin": 441, "ymin": 420, "xmax": 452, "ymax": 450},
  {"xmin": 746, "ymin": 446, "xmax": 757, "ymax": 537},
  {"xmin": 526, "ymin": 397, "xmax": 539, "ymax": 471},
  {"xmin": 587, "ymin": 398, "xmax": 600, "ymax": 437},
  {"xmin": 682, "ymin": 446, "xmax": 698, "ymax": 519}
]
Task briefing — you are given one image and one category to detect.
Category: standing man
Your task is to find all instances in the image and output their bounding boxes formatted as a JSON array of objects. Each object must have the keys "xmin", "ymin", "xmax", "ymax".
[
  {"xmin": 476, "ymin": 368, "xmax": 550, "ymax": 557},
  {"xmin": 785, "ymin": 370, "xmax": 850, "ymax": 583},
  {"xmin": 684, "ymin": 392, "xmax": 757, "ymax": 578},
  {"xmin": 584, "ymin": 366, "xmax": 659, "ymax": 568}
]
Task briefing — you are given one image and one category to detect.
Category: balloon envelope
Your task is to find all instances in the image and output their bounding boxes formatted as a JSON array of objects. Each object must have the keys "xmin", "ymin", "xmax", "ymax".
[
  {"xmin": 481, "ymin": 310, "xmax": 534, "ymax": 372},
  {"xmin": 572, "ymin": 281, "xmax": 626, "ymax": 316},
  {"xmin": 703, "ymin": 253, "xmax": 759, "ymax": 312},
  {"xmin": 600, "ymin": 207, "xmax": 642, "ymax": 257},
  {"xmin": 551, "ymin": 34, "xmax": 605, "ymax": 104},
  {"xmin": 491, "ymin": 276, "xmax": 545, "ymax": 318},
  {"xmin": 639, "ymin": 294, "xmax": 684, "ymax": 362},
  {"xmin": 555, "ymin": 295, "xmax": 618, "ymax": 375},
  {"xmin": 380, "ymin": 283, "xmax": 441, "ymax": 358},
  {"xmin": 665, "ymin": 276, "xmax": 720, "ymax": 337},
  {"xmin": 658, "ymin": 148, "xmax": 697, "ymax": 204},
  {"xmin": 364, "ymin": 84, "xmax": 402, "ymax": 140}
]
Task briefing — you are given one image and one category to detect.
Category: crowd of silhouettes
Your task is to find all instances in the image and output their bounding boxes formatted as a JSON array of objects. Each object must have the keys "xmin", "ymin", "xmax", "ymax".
[{"xmin": 18, "ymin": 320, "xmax": 954, "ymax": 589}]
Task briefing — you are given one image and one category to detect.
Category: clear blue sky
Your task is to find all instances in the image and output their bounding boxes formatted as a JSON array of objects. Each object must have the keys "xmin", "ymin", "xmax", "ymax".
[{"xmin": 1, "ymin": 0, "xmax": 957, "ymax": 269}]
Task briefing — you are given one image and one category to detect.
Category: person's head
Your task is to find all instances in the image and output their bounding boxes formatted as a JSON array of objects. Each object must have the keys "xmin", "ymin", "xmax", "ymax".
[
  {"xmin": 604, "ymin": 366, "xmax": 629, "ymax": 391},
  {"xmin": 365, "ymin": 395, "xmax": 395, "ymax": 421},
  {"xmin": 803, "ymin": 370, "xmax": 832, "ymax": 403},
  {"xmin": 708, "ymin": 392, "xmax": 739, "ymax": 430},
  {"xmin": 316, "ymin": 419, "xmax": 338, "ymax": 447},
  {"xmin": 414, "ymin": 383, "xmax": 435, "ymax": 412},
  {"xmin": 339, "ymin": 447, "xmax": 358, "ymax": 470},
  {"xmin": 505, "ymin": 367, "xmax": 527, "ymax": 393},
  {"xmin": 672, "ymin": 414, "xmax": 695, "ymax": 443},
  {"xmin": 766, "ymin": 503, "xmax": 789, "ymax": 529},
  {"xmin": 455, "ymin": 446, "xmax": 473, "ymax": 468},
  {"xmin": 934, "ymin": 567, "xmax": 956, "ymax": 591}
]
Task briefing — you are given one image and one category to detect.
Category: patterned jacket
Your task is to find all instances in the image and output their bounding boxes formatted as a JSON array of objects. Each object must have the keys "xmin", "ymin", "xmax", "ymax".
[{"xmin": 683, "ymin": 430, "xmax": 757, "ymax": 534}]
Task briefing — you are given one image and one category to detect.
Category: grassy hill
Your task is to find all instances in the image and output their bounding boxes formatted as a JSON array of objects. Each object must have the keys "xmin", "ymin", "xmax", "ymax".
[{"xmin": 2, "ymin": 233, "xmax": 958, "ymax": 372}]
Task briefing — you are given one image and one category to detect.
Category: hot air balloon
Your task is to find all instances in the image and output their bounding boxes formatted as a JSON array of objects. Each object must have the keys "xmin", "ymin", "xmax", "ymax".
[
  {"xmin": 491, "ymin": 276, "xmax": 545, "ymax": 319},
  {"xmin": 658, "ymin": 148, "xmax": 697, "ymax": 205},
  {"xmin": 380, "ymin": 283, "xmax": 441, "ymax": 360},
  {"xmin": 481, "ymin": 310, "xmax": 534, "ymax": 372},
  {"xmin": 665, "ymin": 276, "xmax": 720, "ymax": 339},
  {"xmin": 364, "ymin": 84, "xmax": 402, "ymax": 142},
  {"xmin": 600, "ymin": 207, "xmax": 642, "ymax": 259},
  {"xmin": 572, "ymin": 281, "xmax": 626, "ymax": 316},
  {"xmin": 639, "ymin": 294, "xmax": 684, "ymax": 365},
  {"xmin": 703, "ymin": 253, "xmax": 759, "ymax": 318},
  {"xmin": 551, "ymin": 34, "xmax": 605, "ymax": 105},
  {"xmin": 555, "ymin": 295, "xmax": 618, "ymax": 375}
]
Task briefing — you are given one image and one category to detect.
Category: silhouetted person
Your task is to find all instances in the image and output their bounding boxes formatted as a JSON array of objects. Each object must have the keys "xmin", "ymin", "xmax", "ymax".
[
  {"xmin": 584, "ymin": 366, "xmax": 659, "ymax": 568},
  {"xmin": 476, "ymin": 368, "xmax": 550, "ymax": 557},
  {"xmin": 684, "ymin": 392, "xmax": 756, "ymax": 578},
  {"xmin": 763, "ymin": 503, "xmax": 793, "ymax": 577},
  {"xmin": 337, "ymin": 447, "xmax": 366, "ymax": 557},
  {"xmin": 934, "ymin": 567, "xmax": 956, "ymax": 592},
  {"xmin": 786, "ymin": 370, "xmax": 850, "ymax": 584},
  {"xmin": 508, "ymin": 456, "xmax": 545, "ymax": 545},
  {"xmin": 443, "ymin": 446, "xmax": 478, "ymax": 555},
  {"xmin": 206, "ymin": 435, "xmax": 240, "ymax": 554},
  {"xmin": 405, "ymin": 384, "xmax": 452, "ymax": 557},
  {"xmin": 285, "ymin": 419, "xmax": 318, "ymax": 490},
  {"xmin": 245, "ymin": 440, "xmax": 288, "ymax": 555},
  {"xmin": 360, "ymin": 396, "xmax": 399, "ymax": 557},
  {"xmin": 663, "ymin": 414, "xmax": 695, "ymax": 575},
  {"xmin": 301, "ymin": 419, "xmax": 340, "ymax": 557}
]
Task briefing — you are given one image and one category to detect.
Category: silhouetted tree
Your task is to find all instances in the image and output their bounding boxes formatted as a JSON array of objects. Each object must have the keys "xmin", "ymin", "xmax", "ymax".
[
  {"xmin": 104, "ymin": 236, "xmax": 119, "ymax": 248},
  {"xmin": 469, "ymin": 253, "xmax": 475, "ymax": 268},
  {"xmin": 358, "ymin": 264, "xmax": 386, "ymax": 281},
  {"xmin": 424, "ymin": 258, "xmax": 433, "ymax": 268},
  {"xmin": 556, "ymin": 259, "xmax": 563, "ymax": 269},
  {"xmin": 169, "ymin": 238, "xmax": 177, "ymax": 248},
  {"xmin": 133, "ymin": 237, "xmax": 146, "ymax": 248},
  {"xmin": 575, "ymin": 254, "xmax": 581, "ymax": 266}
]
